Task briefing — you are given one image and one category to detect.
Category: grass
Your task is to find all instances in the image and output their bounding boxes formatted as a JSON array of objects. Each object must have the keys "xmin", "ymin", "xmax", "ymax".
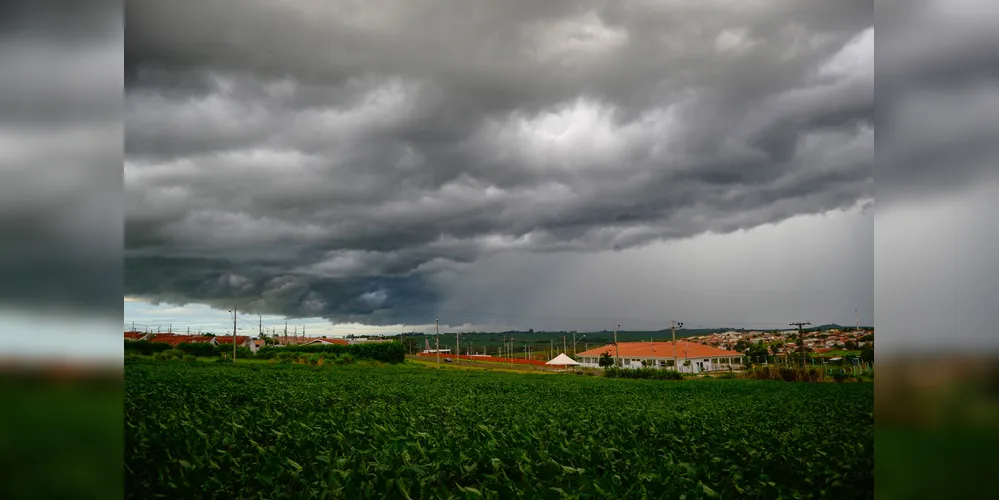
[
  {"xmin": 126, "ymin": 361, "xmax": 872, "ymax": 499},
  {"xmin": 1, "ymin": 376, "xmax": 122, "ymax": 500}
]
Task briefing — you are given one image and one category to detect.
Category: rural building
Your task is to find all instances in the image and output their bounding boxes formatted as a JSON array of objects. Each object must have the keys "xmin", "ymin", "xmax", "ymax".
[
  {"xmin": 348, "ymin": 338, "xmax": 393, "ymax": 344},
  {"xmin": 303, "ymin": 338, "xmax": 350, "ymax": 346},
  {"xmin": 216, "ymin": 335, "xmax": 257, "ymax": 353},
  {"xmin": 576, "ymin": 341, "xmax": 743, "ymax": 373},
  {"xmin": 125, "ymin": 331, "xmax": 149, "ymax": 341},
  {"xmin": 145, "ymin": 334, "xmax": 219, "ymax": 347}
]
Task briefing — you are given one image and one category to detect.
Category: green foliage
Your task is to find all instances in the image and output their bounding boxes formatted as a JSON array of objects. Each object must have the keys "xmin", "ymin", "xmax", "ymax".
[
  {"xmin": 124, "ymin": 340, "xmax": 170, "ymax": 356},
  {"xmin": 742, "ymin": 365, "xmax": 826, "ymax": 382},
  {"xmin": 153, "ymin": 349, "xmax": 185, "ymax": 361},
  {"xmin": 832, "ymin": 371, "xmax": 850, "ymax": 383},
  {"xmin": 256, "ymin": 342, "xmax": 405, "ymax": 363},
  {"xmin": 604, "ymin": 367, "xmax": 684, "ymax": 380},
  {"xmin": 598, "ymin": 352, "xmax": 614, "ymax": 367},
  {"xmin": 176, "ymin": 342, "xmax": 219, "ymax": 357},
  {"xmin": 860, "ymin": 345, "xmax": 874, "ymax": 364},
  {"xmin": 125, "ymin": 363, "xmax": 873, "ymax": 499}
]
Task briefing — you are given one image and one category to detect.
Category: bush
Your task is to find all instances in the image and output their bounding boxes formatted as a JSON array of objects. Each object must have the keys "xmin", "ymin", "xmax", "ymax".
[
  {"xmin": 603, "ymin": 367, "xmax": 683, "ymax": 380},
  {"xmin": 832, "ymin": 371, "xmax": 849, "ymax": 383},
  {"xmin": 717, "ymin": 372, "xmax": 736, "ymax": 379},
  {"xmin": 125, "ymin": 340, "xmax": 171, "ymax": 356},
  {"xmin": 176, "ymin": 342, "xmax": 219, "ymax": 358},
  {"xmin": 742, "ymin": 365, "xmax": 826, "ymax": 382},
  {"xmin": 154, "ymin": 349, "xmax": 185, "ymax": 361},
  {"xmin": 256, "ymin": 342, "xmax": 405, "ymax": 363},
  {"xmin": 183, "ymin": 355, "xmax": 197, "ymax": 363},
  {"xmin": 334, "ymin": 353, "xmax": 355, "ymax": 366}
]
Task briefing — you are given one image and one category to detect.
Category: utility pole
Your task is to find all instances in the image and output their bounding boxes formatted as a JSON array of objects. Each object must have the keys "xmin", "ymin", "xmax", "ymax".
[
  {"xmin": 284, "ymin": 321, "xmax": 288, "ymax": 344},
  {"xmin": 671, "ymin": 320, "xmax": 683, "ymax": 371},
  {"xmin": 436, "ymin": 319, "xmax": 440, "ymax": 366},
  {"xmin": 614, "ymin": 324, "xmax": 620, "ymax": 367},
  {"xmin": 651, "ymin": 338, "xmax": 655, "ymax": 369},
  {"xmin": 168, "ymin": 323, "xmax": 172, "ymax": 334},
  {"xmin": 230, "ymin": 307, "xmax": 237, "ymax": 363},
  {"xmin": 572, "ymin": 332, "xmax": 576, "ymax": 357},
  {"xmin": 790, "ymin": 322, "xmax": 811, "ymax": 368},
  {"xmin": 563, "ymin": 336, "xmax": 566, "ymax": 354},
  {"xmin": 259, "ymin": 315, "xmax": 262, "ymax": 338},
  {"xmin": 131, "ymin": 321, "xmax": 135, "ymax": 332},
  {"xmin": 456, "ymin": 329, "xmax": 460, "ymax": 365}
]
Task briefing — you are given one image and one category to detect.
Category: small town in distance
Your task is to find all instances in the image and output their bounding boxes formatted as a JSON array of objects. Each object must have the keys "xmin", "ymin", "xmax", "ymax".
[{"xmin": 124, "ymin": 321, "xmax": 873, "ymax": 375}]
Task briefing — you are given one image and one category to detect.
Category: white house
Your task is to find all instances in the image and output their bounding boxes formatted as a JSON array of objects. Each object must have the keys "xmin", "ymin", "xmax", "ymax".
[{"xmin": 575, "ymin": 341, "xmax": 744, "ymax": 373}]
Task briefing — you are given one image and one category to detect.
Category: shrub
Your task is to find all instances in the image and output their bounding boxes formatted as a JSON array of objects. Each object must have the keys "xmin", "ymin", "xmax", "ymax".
[
  {"xmin": 743, "ymin": 365, "xmax": 826, "ymax": 382},
  {"xmin": 176, "ymin": 342, "xmax": 219, "ymax": 358},
  {"xmin": 603, "ymin": 367, "xmax": 683, "ymax": 380},
  {"xmin": 717, "ymin": 372, "xmax": 736, "ymax": 379},
  {"xmin": 154, "ymin": 349, "xmax": 185, "ymax": 361},
  {"xmin": 183, "ymin": 355, "xmax": 197, "ymax": 363},
  {"xmin": 257, "ymin": 341, "xmax": 405, "ymax": 363},
  {"xmin": 833, "ymin": 371, "xmax": 849, "ymax": 383},
  {"xmin": 125, "ymin": 340, "xmax": 170, "ymax": 356}
]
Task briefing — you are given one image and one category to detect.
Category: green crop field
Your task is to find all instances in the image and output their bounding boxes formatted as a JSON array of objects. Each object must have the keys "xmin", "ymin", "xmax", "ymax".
[{"xmin": 125, "ymin": 362, "xmax": 873, "ymax": 499}]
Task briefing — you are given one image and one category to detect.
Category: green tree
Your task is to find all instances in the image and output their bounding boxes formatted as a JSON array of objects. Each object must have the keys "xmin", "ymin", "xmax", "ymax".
[
  {"xmin": 860, "ymin": 345, "xmax": 874, "ymax": 364},
  {"xmin": 399, "ymin": 336, "xmax": 419, "ymax": 355},
  {"xmin": 598, "ymin": 352, "xmax": 614, "ymax": 367},
  {"xmin": 744, "ymin": 342, "xmax": 770, "ymax": 364}
]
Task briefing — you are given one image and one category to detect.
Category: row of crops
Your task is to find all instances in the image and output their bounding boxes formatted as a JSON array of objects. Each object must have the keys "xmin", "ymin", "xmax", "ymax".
[{"xmin": 125, "ymin": 362, "xmax": 873, "ymax": 499}]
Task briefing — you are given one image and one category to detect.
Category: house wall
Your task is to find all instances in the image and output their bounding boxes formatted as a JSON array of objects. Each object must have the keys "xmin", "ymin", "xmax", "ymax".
[{"xmin": 578, "ymin": 355, "xmax": 743, "ymax": 372}]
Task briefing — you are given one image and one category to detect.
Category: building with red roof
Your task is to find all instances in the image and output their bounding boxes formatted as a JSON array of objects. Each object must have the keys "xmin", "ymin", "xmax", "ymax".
[
  {"xmin": 216, "ymin": 335, "xmax": 257, "ymax": 352},
  {"xmin": 303, "ymin": 338, "xmax": 350, "ymax": 346},
  {"xmin": 575, "ymin": 341, "xmax": 743, "ymax": 373},
  {"xmin": 124, "ymin": 331, "xmax": 149, "ymax": 341},
  {"xmin": 145, "ymin": 334, "xmax": 219, "ymax": 347}
]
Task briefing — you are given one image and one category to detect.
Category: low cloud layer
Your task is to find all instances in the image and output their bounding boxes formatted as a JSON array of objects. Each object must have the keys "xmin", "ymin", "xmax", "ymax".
[
  {"xmin": 0, "ymin": 0, "xmax": 121, "ymax": 316},
  {"xmin": 125, "ymin": 1, "xmax": 877, "ymax": 324}
]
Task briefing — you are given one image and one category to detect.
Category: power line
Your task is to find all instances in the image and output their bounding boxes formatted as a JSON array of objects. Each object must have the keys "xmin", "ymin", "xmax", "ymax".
[{"xmin": 790, "ymin": 321, "xmax": 811, "ymax": 368}]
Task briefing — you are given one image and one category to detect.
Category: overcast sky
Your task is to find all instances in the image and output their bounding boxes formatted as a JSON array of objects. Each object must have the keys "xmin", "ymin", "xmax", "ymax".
[{"xmin": 122, "ymin": 0, "xmax": 878, "ymax": 335}]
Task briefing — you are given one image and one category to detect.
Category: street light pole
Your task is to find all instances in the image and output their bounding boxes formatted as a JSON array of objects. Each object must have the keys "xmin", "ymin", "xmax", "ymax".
[
  {"xmin": 229, "ymin": 307, "xmax": 237, "ymax": 363},
  {"xmin": 614, "ymin": 324, "xmax": 620, "ymax": 367},
  {"xmin": 671, "ymin": 320, "xmax": 683, "ymax": 371}
]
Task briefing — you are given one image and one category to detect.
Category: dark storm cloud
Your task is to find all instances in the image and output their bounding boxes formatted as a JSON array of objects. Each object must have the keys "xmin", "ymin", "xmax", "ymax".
[
  {"xmin": 125, "ymin": 0, "xmax": 874, "ymax": 323},
  {"xmin": 0, "ymin": 0, "xmax": 121, "ymax": 316},
  {"xmin": 876, "ymin": 0, "xmax": 999, "ymax": 204}
]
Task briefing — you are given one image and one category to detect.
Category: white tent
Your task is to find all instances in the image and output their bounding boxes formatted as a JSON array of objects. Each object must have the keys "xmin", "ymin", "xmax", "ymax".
[{"xmin": 546, "ymin": 353, "xmax": 580, "ymax": 370}]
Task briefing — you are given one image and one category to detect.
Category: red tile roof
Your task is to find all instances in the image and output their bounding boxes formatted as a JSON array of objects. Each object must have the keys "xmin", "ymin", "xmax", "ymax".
[
  {"xmin": 215, "ymin": 336, "xmax": 251, "ymax": 345},
  {"xmin": 576, "ymin": 341, "xmax": 740, "ymax": 359},
  {"xmin": 304, "ymin": 338, "xmax": 349, "ymax": 346},
  {"xmin": 146, "ymin": 334, "xmax": 217, "ymax": 347},
  {"xmin": 124, "ymin": 331, "xmax": 147, "ymax": 340}
]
